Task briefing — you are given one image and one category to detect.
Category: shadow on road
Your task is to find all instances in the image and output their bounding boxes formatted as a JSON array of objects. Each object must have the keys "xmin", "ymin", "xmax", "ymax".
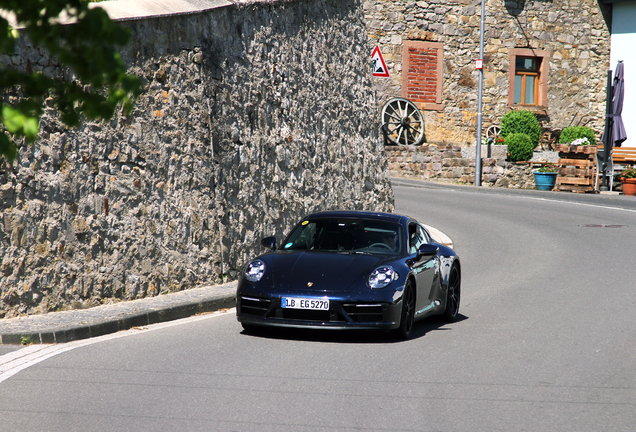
[{"xmin": 240, "ymin": 314, "xmax": 468, "ymax": 344}]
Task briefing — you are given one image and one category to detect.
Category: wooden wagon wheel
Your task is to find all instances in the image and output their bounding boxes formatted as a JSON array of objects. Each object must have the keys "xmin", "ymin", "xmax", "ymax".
[
  {"xmin": 381, "ymin": 98, "xmax": 425, "ymax": 146},
  {"xmin": 486, "ymin": 125, "xmax": 501, "ymax": 140}
]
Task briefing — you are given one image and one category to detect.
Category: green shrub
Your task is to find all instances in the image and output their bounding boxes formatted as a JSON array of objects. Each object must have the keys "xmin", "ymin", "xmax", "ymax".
[
  {"xmin": 558, "ymin": 126, "xmax": 596, "ymax": 146},
  {"xmin": 500, "ymin": 110, "xmax": 542, "ymax": 148},
  {"xmin": 505, "ymin": 133, "xmax": 534, "ymax": 162}
]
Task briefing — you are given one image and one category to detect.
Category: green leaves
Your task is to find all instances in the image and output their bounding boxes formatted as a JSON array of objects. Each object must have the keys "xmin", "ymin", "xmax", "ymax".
[
  {"xmin": 500, "ymin": 110, "xmax": 542, "ymax": 149},
  {"xmin": 559, "ymin": 126, "xmax": 596, "ymax": 146},
  {"xmin": 0, "ymin": 0, "xmax": 142, "ymax": 162},
  {"xmin": 505, "ymin": 133, "xmax": 534, "ymax": 162},
  {"xmin": 2, "ymin": 106, "xmax": 39, "ymax": 140}
]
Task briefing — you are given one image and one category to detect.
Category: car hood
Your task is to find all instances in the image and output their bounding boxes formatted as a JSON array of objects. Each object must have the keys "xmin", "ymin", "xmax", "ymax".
[{"xmin": 266, "ymin": 251, "xmax": 390, "ymax": 293}]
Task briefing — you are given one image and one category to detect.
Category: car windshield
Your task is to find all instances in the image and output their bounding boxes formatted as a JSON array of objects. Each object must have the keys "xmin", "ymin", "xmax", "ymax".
[{"xmin": 281, "ymin": 218, "xmax": 403, "ymax": 255}]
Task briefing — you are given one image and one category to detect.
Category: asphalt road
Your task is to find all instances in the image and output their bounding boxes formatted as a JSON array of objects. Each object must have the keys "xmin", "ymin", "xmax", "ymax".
[{"xmin": 0, "ymin": 181, "xmax": 635, "ymax": 431}]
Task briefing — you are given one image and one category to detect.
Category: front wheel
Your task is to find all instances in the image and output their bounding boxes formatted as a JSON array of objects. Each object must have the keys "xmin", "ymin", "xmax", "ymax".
[
  {"xmin": 441, "ymin": 263, "xmax": 461, "ymax": 322},
  {"xmin": 394, "ymin": 280, "xmax": 415, "ymax": 339}
]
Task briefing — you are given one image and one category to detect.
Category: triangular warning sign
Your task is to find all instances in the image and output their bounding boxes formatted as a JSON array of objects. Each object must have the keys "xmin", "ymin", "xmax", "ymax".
[{"xmin": 372, "ymin": 45, "xmax": 390, "ymax": 77}]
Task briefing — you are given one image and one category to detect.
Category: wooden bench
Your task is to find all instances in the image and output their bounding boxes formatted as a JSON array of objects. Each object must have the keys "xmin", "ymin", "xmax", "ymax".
[
  {"xmin": 596, "ymin": 146, "xmax": 636, "ymax": 174},
  {"xmin": 595, "ymin": 146, "xmax": 636, "ymax": 190},
  {"xmin": 612, "ymin": 147, "xmax": 636, "ymax": 165}
]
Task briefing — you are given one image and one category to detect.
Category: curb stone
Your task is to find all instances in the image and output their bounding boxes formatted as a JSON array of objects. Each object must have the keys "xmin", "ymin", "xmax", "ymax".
[{"xmin": 0, "ymin": 282, "xmax": 237, "ymax": 345}]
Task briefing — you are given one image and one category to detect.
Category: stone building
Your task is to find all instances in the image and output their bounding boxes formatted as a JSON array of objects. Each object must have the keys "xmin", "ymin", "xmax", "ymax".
[{"xmin": 365, "ymin": 0, "xmax": 612, "ymax": 146}]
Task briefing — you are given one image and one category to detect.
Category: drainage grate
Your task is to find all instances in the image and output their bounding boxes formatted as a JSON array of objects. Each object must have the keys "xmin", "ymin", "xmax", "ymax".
[{"xmin": 579, "ymin": 224, "xmax": 627, "ymax": 228}]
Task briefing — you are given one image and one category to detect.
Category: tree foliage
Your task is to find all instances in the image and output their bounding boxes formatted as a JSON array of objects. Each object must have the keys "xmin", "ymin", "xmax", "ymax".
[{"xmin": 0, "ymin": 0, "xmax": 142, "ymax": 161}]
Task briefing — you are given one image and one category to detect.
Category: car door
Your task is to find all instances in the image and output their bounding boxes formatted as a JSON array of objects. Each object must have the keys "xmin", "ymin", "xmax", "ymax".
[{"xmin": 408, "ymin": 222, "xmax": 439, "ymax": 316}]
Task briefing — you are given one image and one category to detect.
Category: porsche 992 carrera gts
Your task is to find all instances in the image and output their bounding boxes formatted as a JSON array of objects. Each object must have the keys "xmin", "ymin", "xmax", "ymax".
[{"xmin": 236, "ymin": 211, "xmax": 461, "ymax": 339}]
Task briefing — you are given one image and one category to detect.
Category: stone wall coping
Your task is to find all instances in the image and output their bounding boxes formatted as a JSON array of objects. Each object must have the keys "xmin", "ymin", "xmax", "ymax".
[
  {"xmin": 89, "ymin": 0, "xmax": 233, "ymax": 21},
  {"xmin": 3, "ymin": 0, "xmax": 271, "ymax": 27}
]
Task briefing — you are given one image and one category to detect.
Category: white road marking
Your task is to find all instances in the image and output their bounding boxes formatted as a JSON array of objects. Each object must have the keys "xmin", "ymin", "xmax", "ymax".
[
  {"xmin": 519, "ymin": 195, "xmax": 636, "ymax": 214},
  {"xmin": 0, "ymin": 308, "xmax": 235, "ymax": 384},
  {"xmin": 397, "ymin": 182, "xmax": 636, "ymax": 214}
]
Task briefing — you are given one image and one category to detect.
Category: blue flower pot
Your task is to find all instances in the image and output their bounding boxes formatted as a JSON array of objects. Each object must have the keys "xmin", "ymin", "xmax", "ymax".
[{"xmin": 533, "ymin": 172, "xmax": 557, "ymax": 191}]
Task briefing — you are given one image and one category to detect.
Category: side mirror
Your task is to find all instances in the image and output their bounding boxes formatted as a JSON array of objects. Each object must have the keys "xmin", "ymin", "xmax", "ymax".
[
  {"xmin": 416, "ymin": 244, "xmax": 439, "ymax": 258},
  {"xmin": 261, "ymin": 236, "xmax": 277, "ymax": 251}
]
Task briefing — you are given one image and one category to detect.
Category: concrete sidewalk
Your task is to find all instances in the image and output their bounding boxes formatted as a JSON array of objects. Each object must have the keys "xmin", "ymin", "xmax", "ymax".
[
  {"xmin": 0, "ymin": 283, "xmax": 237, "ymax": 345},
  {"xmin": 0, "ymin": 228, "xmax": 453, "ymax": 345}
]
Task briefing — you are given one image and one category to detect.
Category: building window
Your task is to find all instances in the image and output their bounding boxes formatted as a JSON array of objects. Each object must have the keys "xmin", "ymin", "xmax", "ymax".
[
  {"xmin": 509, "ymin": 48, "xmax": 549, "ymax": 108},
  {"xmin": 401, "ymin": 41, "xmax": 443, "ymax": 111},
  {"xmin": 514, "ymin": 57, "xmax": 539, "ymax": 104}
]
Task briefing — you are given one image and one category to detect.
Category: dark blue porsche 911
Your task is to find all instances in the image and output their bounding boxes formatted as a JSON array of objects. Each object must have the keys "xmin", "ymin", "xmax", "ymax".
[{"xmin": 236, "ymin": 210, "xmax": 461, "ymax": 339}]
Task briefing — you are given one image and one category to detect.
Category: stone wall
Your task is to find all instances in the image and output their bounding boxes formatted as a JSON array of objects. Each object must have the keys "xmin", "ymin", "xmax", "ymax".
[
  {"xmin": 386, "ymin": 144, "xmax": 477, "ymax": 182},
  {"xmin": 365, "ymin": 0, "xmax": 611, "ymax": 146},
  {"xmin": 385, "ymin": 144, "xmax": 537, "ymax": 188},
  {"xmin": 0, "ymin": 0, "xmax": 395, "ymax": 317}
]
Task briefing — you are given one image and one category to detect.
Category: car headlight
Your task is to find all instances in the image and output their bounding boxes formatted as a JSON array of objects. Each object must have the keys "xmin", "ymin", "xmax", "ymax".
[
  {"xmin": 245, "ymin": 259, "xmax": 266, "ymax": 282},
  {"xmin": 368, "ymin": 266, "xmax": 396, "ymax": 289}
]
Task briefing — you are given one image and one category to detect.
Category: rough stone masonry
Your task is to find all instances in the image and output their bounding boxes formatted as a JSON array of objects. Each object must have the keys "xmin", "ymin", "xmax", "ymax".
[
  {"xmin": 0, "ymin": 0, "xmax": 395, "ymax": 317},
  {"xmin": 365, "ymin": 0, "xmax": 611, "ymax": 146}
]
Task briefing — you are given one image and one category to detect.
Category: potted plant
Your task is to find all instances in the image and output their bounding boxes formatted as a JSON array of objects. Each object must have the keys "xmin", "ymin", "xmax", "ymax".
[
  {"xmin": 533, "ymin": 162, "xmax": 558, "ymax": 191},
  {"xmin": 556, "ymin": 127, "xmax": 597, "ymax": 155},
  {"xmin": 619, "ymin": 166, "xmax": 636, "ymax": 196},
  {"xmin": 559, "ymin": 126, "xmax": 596, "ymax": 146}
]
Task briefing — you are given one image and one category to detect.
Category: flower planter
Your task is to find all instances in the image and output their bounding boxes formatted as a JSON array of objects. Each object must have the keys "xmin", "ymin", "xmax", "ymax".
[
  {"xmin": 621, "ymin": 178, "xmax": 636, "ymax": 196},
  {"xmin": 555, "ymin": 144, "xmax": 597, "ymax": 154},
  {"xmin": 553, "ymin": 144, "xmax": 596, "ymax": 192},
  {"xmin": 533, "ymin": 172, "xmax": 557, "ymax": 191}
]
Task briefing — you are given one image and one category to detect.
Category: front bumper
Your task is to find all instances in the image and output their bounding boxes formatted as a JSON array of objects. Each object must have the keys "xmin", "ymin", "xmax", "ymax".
[{"xmin": 236, "ymin": 294, "xmax": 403, "ymax": 331}]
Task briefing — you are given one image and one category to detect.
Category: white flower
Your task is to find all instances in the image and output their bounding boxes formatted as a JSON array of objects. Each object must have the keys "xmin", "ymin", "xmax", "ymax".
[{"xmin": 570, "ymin": 137, "xmax": 590, "ymax": 146}]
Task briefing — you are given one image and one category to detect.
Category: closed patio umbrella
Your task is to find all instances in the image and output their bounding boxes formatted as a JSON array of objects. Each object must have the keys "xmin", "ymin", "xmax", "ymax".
[
  {"xmin": 611, "ymin": 61, "xmax": 627, "ymax": 148},
  {"xmin": 600, "ymin": 62, "xmax": 627, "ymax": 191}
]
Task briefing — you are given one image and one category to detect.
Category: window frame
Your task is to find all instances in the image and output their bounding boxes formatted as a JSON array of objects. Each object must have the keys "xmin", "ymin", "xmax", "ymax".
[
  {"xmin": 508, "ymin": 48, "xmax": 549, "ymax": 109},
  {"xmin": 409, "ymin": 222, "xmax": 430, "ymax": 255},
  {"xmin": 514, "ymin": 57, "xmax": 539, "ymax": 105}
]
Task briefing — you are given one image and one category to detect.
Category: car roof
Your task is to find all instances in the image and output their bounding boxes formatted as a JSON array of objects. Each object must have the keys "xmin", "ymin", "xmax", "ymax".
[{"xmin": 304, "ymin": 210, "xmax": 411, "ymax": 224}]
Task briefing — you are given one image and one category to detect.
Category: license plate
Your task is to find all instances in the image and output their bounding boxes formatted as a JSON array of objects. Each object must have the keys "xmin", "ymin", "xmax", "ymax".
[{"xmin": 281, "ymin": 297, "xmax": 329, "ymax": 310}]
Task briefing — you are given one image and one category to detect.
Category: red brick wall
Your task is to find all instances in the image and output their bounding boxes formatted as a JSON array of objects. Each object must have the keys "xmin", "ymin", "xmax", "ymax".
[
  {"xmin": 401, "ymin": 41, "xmax": 443, "ymax": 111},
  {"xmin": 405, "ymin": 47, "xmax": 438, "ymax": 103}
]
